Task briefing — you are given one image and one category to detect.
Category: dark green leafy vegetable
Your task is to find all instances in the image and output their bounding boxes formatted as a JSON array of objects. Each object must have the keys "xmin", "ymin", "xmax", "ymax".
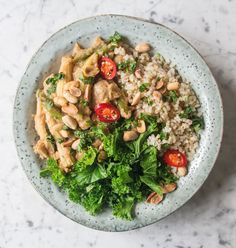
[
  {"xmin": 74, "ymin": 130, "xmax": 93, "ymax": 151},
  {"xmin": 40, "ymin": 158, "xmax": 66, "ymax": 187},
  {"xmin": 191, "ymin": 116, "xmax": 204, "ymax": 132},
  {"xmin": 164, "ymin": 90, "xmax": 178, "ymax": 103},
  {"xmin": 180, "ymin": 106, "xmax": 204, "ymax": 133}
]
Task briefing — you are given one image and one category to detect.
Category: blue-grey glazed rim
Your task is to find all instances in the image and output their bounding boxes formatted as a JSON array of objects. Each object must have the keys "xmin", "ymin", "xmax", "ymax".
[{"xmin": 13, "ymin": 14, "xmax": 223, "ymax": 232}]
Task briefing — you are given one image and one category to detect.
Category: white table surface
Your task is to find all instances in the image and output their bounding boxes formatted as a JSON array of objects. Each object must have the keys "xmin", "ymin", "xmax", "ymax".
[{"xmin": 0, "ymin": 0, "xmax": 236, "ymax": 247}]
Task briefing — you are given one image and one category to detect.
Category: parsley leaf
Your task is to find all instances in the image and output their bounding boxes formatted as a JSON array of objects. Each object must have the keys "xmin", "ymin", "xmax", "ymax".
[
  {"xmin": 108, "ymin": 31, "xmax": 122, "ymax": 43},
  {"xmin": 139, "ymin": 83, "xmax": 149, "ymax": 92},
  {"xmin": 46, "ymin": 73, "xmax": 65, "ymax": 95},
  {"xmin": 79, "ymin": 74, "xmax": 95, "ymax": 84},
  {"xmin": 117, "ymin": 60, "xmax": 137, "ymax": 73}
]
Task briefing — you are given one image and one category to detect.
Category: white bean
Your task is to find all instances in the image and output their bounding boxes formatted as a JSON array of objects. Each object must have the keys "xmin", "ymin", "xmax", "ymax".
[
  {"xmin": 62, "ymin": 115, "xmax": 77, "ymax": 130},
  {"xmin": 123, "ymin": 130, "xmax": 139, "ymax": 141},
  {"xmin": 72, "ymin": 139, "xmax": 81, "ymax": 150},
  {"xmin": 53, "ymin": 96, "xmax": 67, "ymax": 107},
  {"xmin": 62, "ymin": 103, "xmax": 78, "ymax": 115},
  {"xmin": 69, "ymin": 86, "xmax": 81, "ymax": 97},
  {"xmin": 135, "ymin": 42, "xmax": 151, "ymax": 53},
  {"xmin": 177, "ymin": 167, "xmax": 187, "ymax": 177},
  {"xmin": 63, "ymin": 91, "xmax": 78, "ymax": 104},
  {"xmin": 167, "ymin": 82, "xmax": 180, "ymax": 91},
  {"xmin": 136, "ymin": 120, "xmax": 146, "ymax": 133}
]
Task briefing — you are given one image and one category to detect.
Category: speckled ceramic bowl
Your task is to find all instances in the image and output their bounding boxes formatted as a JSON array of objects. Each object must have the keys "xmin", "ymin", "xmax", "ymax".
[{"xmin": 13, "ymin": 15, "xmax": 223, "ymax": 232}]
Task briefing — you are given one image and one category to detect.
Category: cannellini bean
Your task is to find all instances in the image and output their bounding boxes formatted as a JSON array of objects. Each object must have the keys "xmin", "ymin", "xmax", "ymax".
[
  {"xmin": 69, "ymin": 86, "xmax": 82, "ymax": 97},
  {"xmin": 131, "ymin": 92, "xmax": 141, "ymax": 106},
  {"xmin": 62, "ymin": 103, "xmax": 78, "ymax": 115},
  {"xmin": 120, "ymin": 109, "xmax": 132, "ymax": 119},
  {"xmin": 156, "ymin": 80, "xmax": 164, "ymax": 90},
  {"xmin": 136, "ymin": 120, "xmax": 146, "ymax": 133},
  {"xmin": 59, "ymin": 130, "xmax": 69, "ymax": 138},
  {"xmin": 123, "ymin": 130, "xmax": 139, "ymax": 141},
  {"xmin": 63, "ymin": 91, "xmax": 78, "ymax": 104},
  {"xmin": 177, "ymin": 167, "xmax": 187, "ymax": 177},
  {"xmin": 79, "ymin": 119, "xmax": 91, "ymax": 130},
  {"xmin": 53, "ymin": 96, "xmax": 67, "ymax": 107},
  {"xmin": 135, "ymin": 42, "xmax": 151, "ymax": 53},
  {"xmin": 72, "ymin": 139, "xmax": 81, "ymax": 150},
  {"xmin": 62, "ymin": 115, "xmax": 77, "ymax": 130},
  {"xmin": 153, "ymin": 91, "xmax": 162, "ymax": 100},
  {"xmin": 97, "ymin": 151, "xmax": 107, "ymax": 162},
  {"xmin": 92, "ymin": 139, "xmax": 102, "ymax": 149},
  {"xmin": 167, "ymin": 82, "xmax": 180, "ymax": 91},
  {"xmin": 64, "ymin": 81, "xmax": 79, "ymax": 91},
  {"xmin": 114, "ymin": 55, "xmax": 123, "ymax": 64},
  {"xmin": 62, "ymin": 138, "xmax": 75, "ymax": 147},
  {"xmin": 146, "ymin": 192, "xmax": 163, "ymax": 204},
  {"xmin": 162, "ymin": 183, "xmax": 177, "ymax": 193},
  {"xmin": 51, "ymin": 123, "xmax": 64, "ymax": 132}
]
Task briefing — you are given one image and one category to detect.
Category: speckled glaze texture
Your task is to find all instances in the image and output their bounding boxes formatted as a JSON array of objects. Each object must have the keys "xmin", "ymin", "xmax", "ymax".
[{"xmin": 13, "ymin": 15, "xmax": 223, "ymax": 232}]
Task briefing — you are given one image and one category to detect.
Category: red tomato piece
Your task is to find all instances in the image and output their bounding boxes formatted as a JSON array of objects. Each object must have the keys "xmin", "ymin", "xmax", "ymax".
[
  {"xmin": 99, "ymin": 57, "xmax": 117, "ymax": 80},
  {"xmin": 95, "ymin": 103, "xmax": 120, "ymax": 123},
  {"xmin": 163, "ymin": 149, "xmax": 187, "ymax": 167}
]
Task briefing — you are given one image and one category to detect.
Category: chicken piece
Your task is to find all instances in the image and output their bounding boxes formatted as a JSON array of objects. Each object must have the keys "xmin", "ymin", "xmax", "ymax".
[
  {"xmin": 108, "ymin": 82, "xmax": 121, "ymax": 100},
  {"xmin": 92, "ymin": 80, "xmax": 110, "ymax": 106}
]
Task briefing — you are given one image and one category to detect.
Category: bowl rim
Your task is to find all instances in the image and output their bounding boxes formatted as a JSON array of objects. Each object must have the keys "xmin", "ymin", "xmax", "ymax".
[{"xmin": 13, "ymin": 14, "xmax": 224, "ymax": 232}]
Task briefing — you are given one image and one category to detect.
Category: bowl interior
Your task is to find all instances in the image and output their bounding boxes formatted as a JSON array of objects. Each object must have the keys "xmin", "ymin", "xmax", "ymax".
[{"xmin": 13, "ymin": 15, "xmax": 223, "ymax": 231}]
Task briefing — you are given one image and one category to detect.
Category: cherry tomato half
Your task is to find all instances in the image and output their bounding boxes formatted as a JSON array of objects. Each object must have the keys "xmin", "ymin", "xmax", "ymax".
[
  {"xmin": 99, "ymin": 57, "xmax": 117, "ymax": 80},
  {"xmin": 163, "ymin": 149, "xmax": 187, "ymax": 167},
  {"xmin": 95, "ymin": 103, "xmax": 120, "ymax": 123}
]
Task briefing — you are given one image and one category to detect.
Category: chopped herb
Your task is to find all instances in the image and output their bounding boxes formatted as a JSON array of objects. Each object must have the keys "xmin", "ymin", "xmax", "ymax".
[
  {"xmin": 108, "ymin": 31, "xmax": 122, "ymax": 44},
  {"xmin": 46, "ymin": 73, "xmax": 65, "ymax": 96},
  {"xmin": 74, "ymin": 130, "xmax": 93, "ymax": 151},
  {"xmin": 46, "ymin": 72, "xmax": 64, "ymax": 84},
  {"xmin": 62, "ymin": 125, "xmax": 69, "ymax": 130},
  {"xmin": 57, "ymin": 138, "xmax": 64, "ymax": 144},
  {"xmin": 180, "ymin": 106, "xmax": 204, "ymax": 133},
  {"xmin": 118, "ymin": 60, "xmax": 137, "ymax": 73},
  {"xmin": 164, "ymin": 90, "xmax": 178, "ymax": 103},
  {"xmin": 139, "ymin": 83, "xmax": 149, "ymax": 92},
  {"xmin": 46, "ymin": 134, "xmax": 55, "ymax": 144},
  {"xmin": 191, "ymin": 116, "xmax": 204, "ymax": 133},
  {"xmin": 47, "ymin": 84, "xmax": 57, "ymax": 95},
  {"xmin": 81, "ymin": 99, "xmax": 89, "ymax": 107},
  {"xmin": 179, "ymin": 106, "xmax": 194, "ymax": 119},
  {"xmin": 159, "ymin": 130, "xmax": 168, "ymax": 140},
  {"xmin": 79, "ymin": 74, "xmax": 95, "ymax": 84},
  {"xmin": 44, "ymin": 99, "xmax": 62, "ymax": 120},
  {"xmin": 143, "ymin": 97, "xmax": 153, "ymax": 106}
]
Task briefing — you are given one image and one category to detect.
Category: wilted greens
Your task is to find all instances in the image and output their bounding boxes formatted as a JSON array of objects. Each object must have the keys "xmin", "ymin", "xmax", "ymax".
[{"xmin": 40, "ymin": 116, "xmax": 177, "ymax": 220}]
